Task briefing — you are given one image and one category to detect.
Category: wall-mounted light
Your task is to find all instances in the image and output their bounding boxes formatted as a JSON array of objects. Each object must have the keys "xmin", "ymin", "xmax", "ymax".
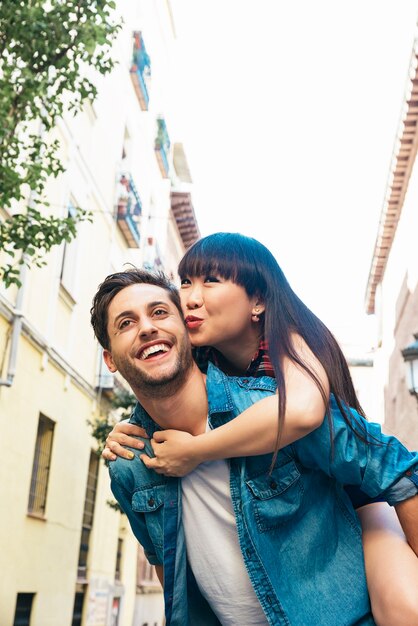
[{"xmin": 401, "ymin": 333, "xmax": 418, "ymax": 399}]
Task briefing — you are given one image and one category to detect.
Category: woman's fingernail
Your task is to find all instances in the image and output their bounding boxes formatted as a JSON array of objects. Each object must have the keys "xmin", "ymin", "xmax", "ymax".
[{"xmin": 127, "ymin": 451, "xmax": 134, "ymax": 459}]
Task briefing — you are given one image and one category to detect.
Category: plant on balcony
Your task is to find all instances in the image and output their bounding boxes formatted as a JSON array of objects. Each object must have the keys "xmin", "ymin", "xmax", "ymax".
[
  {"xmin": 132, "ymin": 31, "xmax": 151, "ymax": 78},
  {"xmin": 155, "ymin": 117, "xmax": 170, "ymax": 151},
  {"xmin": 130, "ymin": 31, "xmax": 151, "ymax": 110},
  {"xmin": 116, "ymin": 174, "xmax": 131, "ymax": 216}
]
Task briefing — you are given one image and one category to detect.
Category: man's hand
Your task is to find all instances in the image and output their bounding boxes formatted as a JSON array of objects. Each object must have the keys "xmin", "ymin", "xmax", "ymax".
[
  {"xmin": 140, "ymin": 430, "xmax": 200, "ymax": 477},
  {"xmin": 102, "ymin": 420, "xmax": 149, "ymax": 462},
  {"xmin": 395, "ymin": 494, "xmax": 418, "ymax": 556}
]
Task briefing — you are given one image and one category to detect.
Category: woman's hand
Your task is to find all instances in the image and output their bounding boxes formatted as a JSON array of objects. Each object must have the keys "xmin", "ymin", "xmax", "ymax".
[
  {"xmin": 102, "ymin": 420, "xmax": 149, "ymax": 461},
  {"xmin": 140, "ymin": 430, "xmax": 200, "ymax": 477}
]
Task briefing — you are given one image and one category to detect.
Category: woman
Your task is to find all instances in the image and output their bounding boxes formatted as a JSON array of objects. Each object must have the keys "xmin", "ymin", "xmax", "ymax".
[{"xmin": 104, "ymin": 232, "xmax": 418, "ymax": 625}]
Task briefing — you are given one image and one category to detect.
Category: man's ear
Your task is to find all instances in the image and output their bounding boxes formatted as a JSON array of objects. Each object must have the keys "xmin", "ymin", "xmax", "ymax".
[{"xmin": 103, "ymin": 349, "xmax": 117, "ymax": 373}]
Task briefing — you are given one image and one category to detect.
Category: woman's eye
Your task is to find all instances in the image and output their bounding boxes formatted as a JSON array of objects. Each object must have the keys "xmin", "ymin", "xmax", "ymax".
[
  {"xmin": 204, "ymin": 275, "xmax": 220, "ymax": 283},
  {"xmin": 180, "ymin": 278, "xmax": 191, "ymax": 286}
]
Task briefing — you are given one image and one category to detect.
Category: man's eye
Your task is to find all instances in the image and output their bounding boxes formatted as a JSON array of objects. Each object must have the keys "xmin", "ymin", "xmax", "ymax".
[
  {"xmin": 153, "ymin": 308, "xmax": 168, "ymax": 316},
  {"xmin": 119, "ymin": 319, "xmax": 132, "ymax": 329}
]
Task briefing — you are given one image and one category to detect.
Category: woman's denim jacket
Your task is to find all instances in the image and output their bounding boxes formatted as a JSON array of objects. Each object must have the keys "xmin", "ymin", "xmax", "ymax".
[{"xmin": 110, "ymin": 363, "xmax": 418, "ymax": 626}]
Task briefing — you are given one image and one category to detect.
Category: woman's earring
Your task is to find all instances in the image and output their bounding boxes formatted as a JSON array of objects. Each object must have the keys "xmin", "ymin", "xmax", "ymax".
[{"xmin": 252, "ymin": 309, "xmax": 260, "ymax": 322}]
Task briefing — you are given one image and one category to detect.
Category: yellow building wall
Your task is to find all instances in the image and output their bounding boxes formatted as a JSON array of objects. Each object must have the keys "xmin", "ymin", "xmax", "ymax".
[
  {"xmin": 0, "ymin": 1, "xmax": 192, "ymax": 624},
  {"xmin": 0, "ymin": 327, "xmax": 125, "ymax": 625}
]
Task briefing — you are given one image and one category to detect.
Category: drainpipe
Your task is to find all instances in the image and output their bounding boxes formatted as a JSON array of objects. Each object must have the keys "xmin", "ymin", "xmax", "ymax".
[
  {"xmin": 0, "ymin": 263, "xmax": 27, "ymax": 387},
  {"xmin": 0, "ymin": 114, "xmax": 44, "ymax": 388}
]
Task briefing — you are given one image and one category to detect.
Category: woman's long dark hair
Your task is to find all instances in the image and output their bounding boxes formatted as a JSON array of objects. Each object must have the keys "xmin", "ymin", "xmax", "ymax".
[{"xmin": 178, "ymin": 232, "xmax": 369, "ymax": 459}]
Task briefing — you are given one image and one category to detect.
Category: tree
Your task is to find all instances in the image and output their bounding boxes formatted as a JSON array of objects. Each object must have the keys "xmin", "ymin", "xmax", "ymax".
[
  {"xmin": 88, "ymin": 387, "xmax": 137, "ymax": 512},
  {"xmin": 0, "ymin": 0, "xmax": 121, "ymax": 286},
  {"xmin": 88, "ymin": 387, "xmax": 137, "ymax": 457}
]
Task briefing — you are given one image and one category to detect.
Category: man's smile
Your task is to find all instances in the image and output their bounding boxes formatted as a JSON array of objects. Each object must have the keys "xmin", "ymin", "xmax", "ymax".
[{"xmin": 136, "ymin": 340, "xmax": 172, "ymax": 360}]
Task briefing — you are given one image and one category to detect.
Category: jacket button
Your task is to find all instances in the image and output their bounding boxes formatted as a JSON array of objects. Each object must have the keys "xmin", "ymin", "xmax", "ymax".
[
  {"xmin": 270, "ymin": 480, "xmax": 277, "ymax": 490},
  {"xmin": 148, "ymin": 497, "xmax": 155, "ymax": 507},
  {"xmin": 405, "ymin": 470, "xmax": 413, "ymax": 476}
]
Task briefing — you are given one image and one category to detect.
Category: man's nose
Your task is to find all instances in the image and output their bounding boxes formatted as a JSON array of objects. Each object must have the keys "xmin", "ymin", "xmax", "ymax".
[{"xmin": 138, "ymin": 316, "xmax": 158, "ymax": 337}]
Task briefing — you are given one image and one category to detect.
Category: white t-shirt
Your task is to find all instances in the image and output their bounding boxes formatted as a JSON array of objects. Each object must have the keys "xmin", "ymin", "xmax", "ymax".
[{"xmin": 182, "ymin": 457, "xmax": 269, "ymax": 625}]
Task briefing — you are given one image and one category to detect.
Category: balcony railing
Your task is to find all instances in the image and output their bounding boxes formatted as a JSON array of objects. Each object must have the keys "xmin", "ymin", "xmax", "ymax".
[
  {"xmin": 130, "ymin": 31, "xmax": 151, "ymax": 111},
  {"xmin": 154, "ymin": 117, "xmax": 171, "ymax": 178},
  {"xmin": 116, "ymin": 172, "xmax": 142, "ymax": 248}
]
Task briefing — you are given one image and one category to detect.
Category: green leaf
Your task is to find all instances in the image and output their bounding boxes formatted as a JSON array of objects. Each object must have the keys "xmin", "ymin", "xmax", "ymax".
[{"xmin": 0, "ymin": 1, "xmax": 120, "ymax": 285}]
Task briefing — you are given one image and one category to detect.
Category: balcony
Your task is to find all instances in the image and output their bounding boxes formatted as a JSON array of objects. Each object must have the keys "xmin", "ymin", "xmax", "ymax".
[
  {"xmin": 130, "ymin": 31, "xmax": 151, "ymax": 111},
  {"xmin": 116, "ymin": 173, "xmax": 142, "ymax": 248},
  {"xmin": 171, "ymin": 191, "xmax": 200, "ymax": 249},
  {"xmin": 154, "ymin": 117, "xmax": 171, "ymax": 178}
]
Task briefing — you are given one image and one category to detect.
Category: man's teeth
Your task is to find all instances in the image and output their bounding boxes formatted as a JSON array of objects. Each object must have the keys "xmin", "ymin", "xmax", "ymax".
[{"xmin": 140, "ymin": 344, "xmax": 169, "ymax": 360}]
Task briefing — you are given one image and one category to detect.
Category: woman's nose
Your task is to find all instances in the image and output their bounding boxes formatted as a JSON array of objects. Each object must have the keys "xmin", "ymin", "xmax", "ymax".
[{"xmin": 184, "ymin": 286, "xmax": 203, "ymax": 309}]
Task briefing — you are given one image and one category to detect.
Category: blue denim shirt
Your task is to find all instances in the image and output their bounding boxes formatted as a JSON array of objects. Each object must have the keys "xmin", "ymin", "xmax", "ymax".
[{"xmin": 110, "ymin": 364, "xmax": 418, "ymax": 626}]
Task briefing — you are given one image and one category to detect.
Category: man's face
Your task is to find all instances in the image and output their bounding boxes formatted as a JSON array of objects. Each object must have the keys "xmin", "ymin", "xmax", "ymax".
[{"xmin": 103, "ymin": 283, "xmax": 193, "ymax": 398}]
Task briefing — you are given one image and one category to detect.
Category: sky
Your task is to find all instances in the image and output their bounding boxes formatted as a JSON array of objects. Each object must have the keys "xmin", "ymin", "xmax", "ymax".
[{"xmin": 168, "ymin": 1, "xmax": 418, "ymax": 353}]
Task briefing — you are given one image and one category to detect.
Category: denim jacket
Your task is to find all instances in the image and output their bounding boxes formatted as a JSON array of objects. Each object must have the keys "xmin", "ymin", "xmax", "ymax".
[{"xmin": 110, "ymin": 364, "xmax": 418, "ymax": 626}]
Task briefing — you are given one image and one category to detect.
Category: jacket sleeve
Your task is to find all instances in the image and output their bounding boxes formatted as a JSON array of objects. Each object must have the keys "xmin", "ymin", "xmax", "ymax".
[
  {"xmin": 293, "ymin": 395, "xmax": 418, "ymax": 501},
  {"xmin": 109, "ymin": 461, "xmax": 162, "ymax": 566}
]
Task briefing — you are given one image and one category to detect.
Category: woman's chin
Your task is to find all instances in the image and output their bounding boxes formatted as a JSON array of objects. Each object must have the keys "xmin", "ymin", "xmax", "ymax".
[{"xmin": 189, "ymin": 334, "xmax": 209, "ymax": 348}]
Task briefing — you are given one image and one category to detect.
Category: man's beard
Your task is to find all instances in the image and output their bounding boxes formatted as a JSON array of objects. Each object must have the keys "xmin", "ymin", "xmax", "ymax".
[{"xmin": 114, "ymin": 338, "xmax": 194, "ymax": 399}]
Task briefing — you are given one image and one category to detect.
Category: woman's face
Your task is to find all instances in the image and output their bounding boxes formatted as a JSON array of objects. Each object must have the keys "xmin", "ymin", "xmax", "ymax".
[{"xmin": 180, "ymin": 274, "xmax": 262, "ymax": 352}]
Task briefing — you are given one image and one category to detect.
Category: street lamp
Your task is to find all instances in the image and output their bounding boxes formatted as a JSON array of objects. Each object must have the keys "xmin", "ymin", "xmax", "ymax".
[{"xmin": 401, "ymin": 333, "xmax": 418, "ymax": 399}]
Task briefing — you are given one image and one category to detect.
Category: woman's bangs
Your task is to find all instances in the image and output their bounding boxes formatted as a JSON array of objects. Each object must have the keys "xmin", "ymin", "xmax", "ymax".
[{"xmin": 178, "ymin": 248, "xmax": 238, "ymax": 282}]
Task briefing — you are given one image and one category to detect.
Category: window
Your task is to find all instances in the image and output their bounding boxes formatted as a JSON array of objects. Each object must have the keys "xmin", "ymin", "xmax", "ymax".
[
  {"xmin": 60, "ymin": 201, "xmax": 79, "ymax": 296},
  {"xmin": 71, "ymin": 591, "xmax": 85, "ymax": 626},
  {"xmin": 115, "ymin": 538, "xmax": 123, "ymax": 581},
  {"xmin": 13, "ymin": 593, "xmax": 35, "ymax": 626},
  {"xmin": 77, "ymin": 452, "xmax": 99, "ymax": 578},
  {"xmin": 28, "ymin": 415, "xmax": 55, "ymax": 516}
]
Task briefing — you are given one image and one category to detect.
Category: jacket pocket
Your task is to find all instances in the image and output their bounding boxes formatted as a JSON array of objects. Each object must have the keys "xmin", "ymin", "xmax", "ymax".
[
  {"xmin": 246, "ymin": 461, "xmax": 303, "ymax": 532},
  {"xmin": 132, "ymin": 484, "xmax": 165, "ymax": 548}
]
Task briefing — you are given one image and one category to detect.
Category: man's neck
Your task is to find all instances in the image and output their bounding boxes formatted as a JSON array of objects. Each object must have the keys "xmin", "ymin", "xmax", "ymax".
[{"xmin": 135, "ymin": 363, "xmax": 208, "ymax": 436}]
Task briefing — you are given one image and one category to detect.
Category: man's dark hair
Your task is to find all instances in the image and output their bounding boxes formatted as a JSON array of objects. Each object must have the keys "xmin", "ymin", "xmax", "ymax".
[{"xmin": 90, "ymin": 268, "xmax": 182, "ymax": 350}]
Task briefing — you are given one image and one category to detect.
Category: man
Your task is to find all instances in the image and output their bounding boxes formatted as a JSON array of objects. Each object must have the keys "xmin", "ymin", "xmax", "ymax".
[{"xmin": 90, "ymin": 269, "xmax": 418, "ymax": 626}]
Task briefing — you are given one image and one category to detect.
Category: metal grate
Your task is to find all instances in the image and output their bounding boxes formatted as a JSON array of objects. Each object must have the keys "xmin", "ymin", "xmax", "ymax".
[
  {"xmin": 77, "ymin": 452, "xmax": 99, "ymax": 573},
  {"xmin": 71, "ymin": 591, "xmax": 85, "ymax": 626},
  {"xmin": 28, "ymin": 415, "xmax": 55, "ymax": 516}
]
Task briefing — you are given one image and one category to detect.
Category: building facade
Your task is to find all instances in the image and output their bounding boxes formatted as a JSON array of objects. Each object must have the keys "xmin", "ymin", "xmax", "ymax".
[
  {"xmin": 365, "ymin": 33, "xmax": 418, "ymax": 450},
  {"xmin": 0, "ymin": 2, "xmax": 199, "ymax": 625}
]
